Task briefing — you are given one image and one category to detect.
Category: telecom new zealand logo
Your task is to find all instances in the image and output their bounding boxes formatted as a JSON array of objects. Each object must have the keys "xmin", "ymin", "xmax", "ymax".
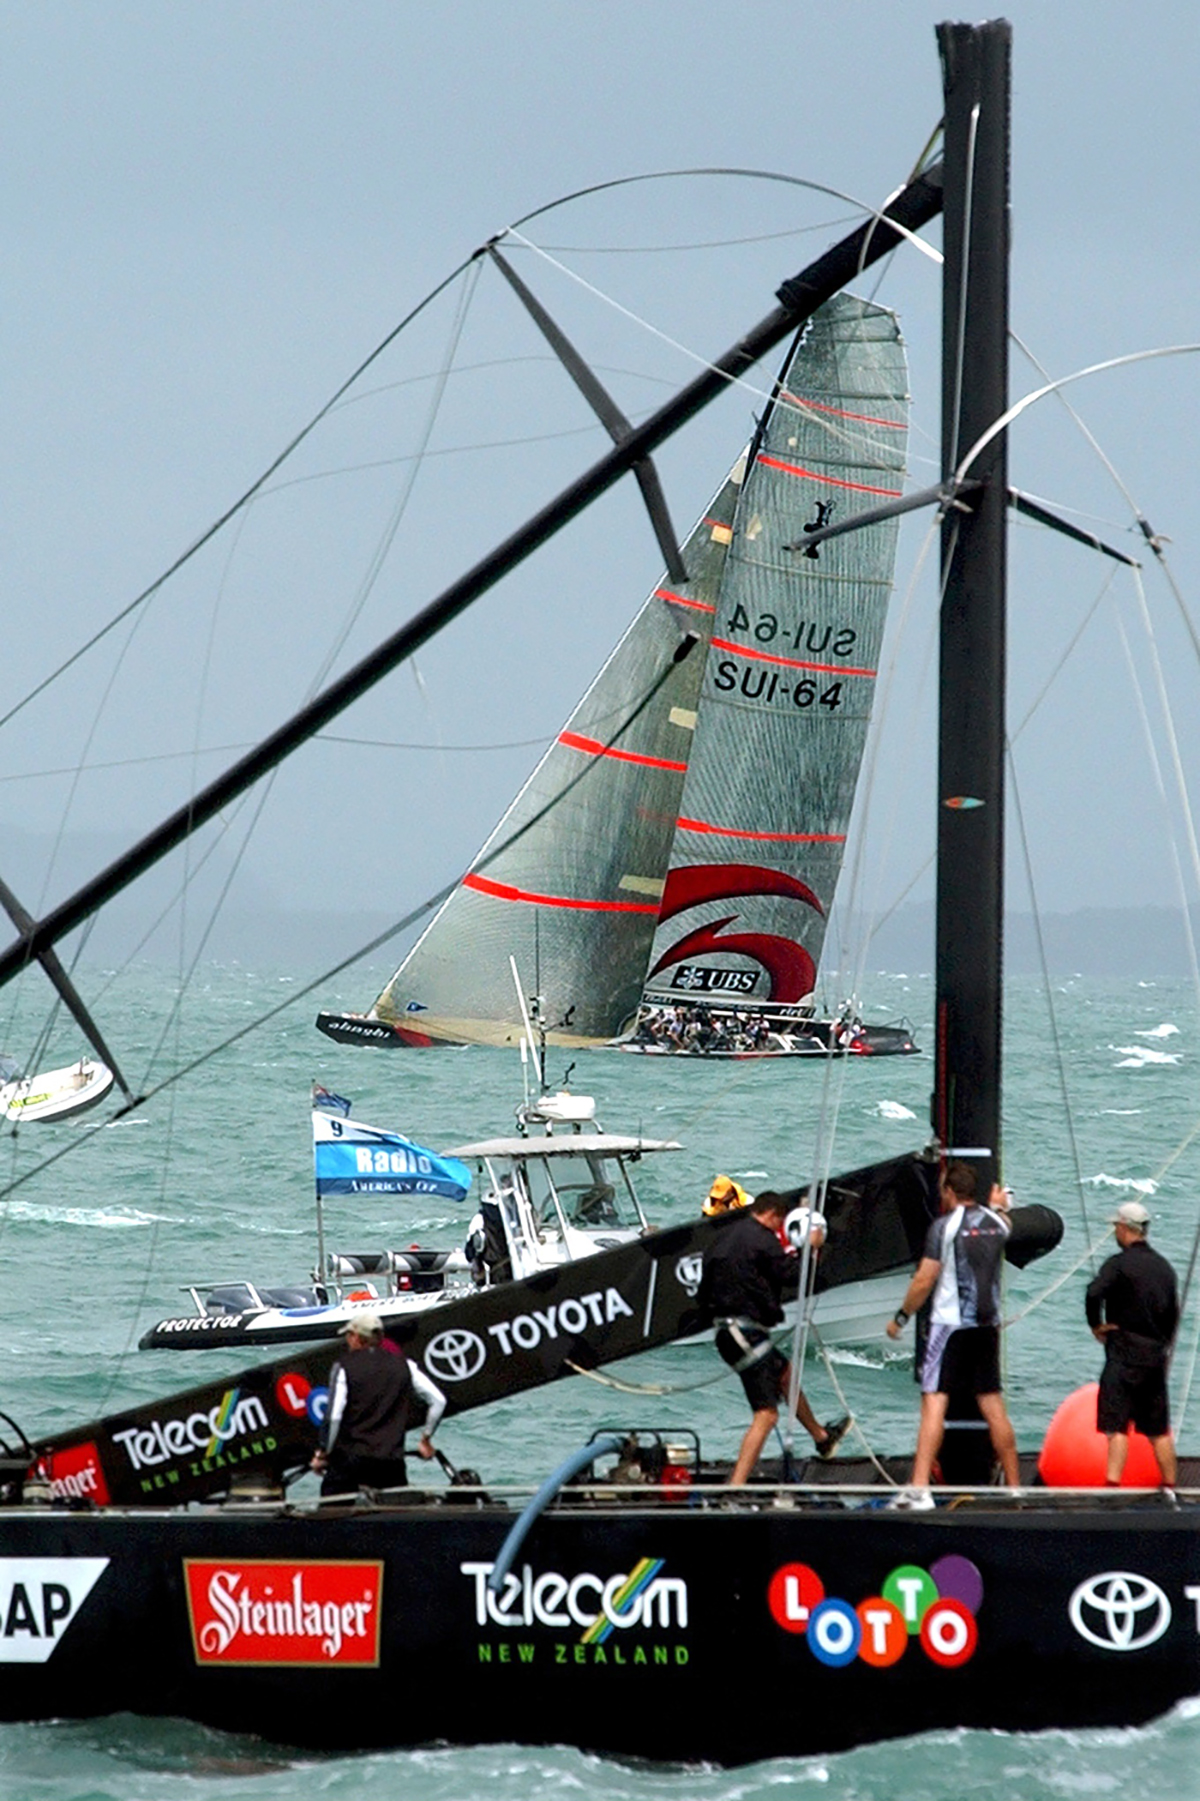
[
  {"xmin": 768, "ymin": 1556, "xmax": 982, "ymax": 1668},
  {"xmin": 463, "ymin": 1555, "xmax": 689, "ymax": 1670}
]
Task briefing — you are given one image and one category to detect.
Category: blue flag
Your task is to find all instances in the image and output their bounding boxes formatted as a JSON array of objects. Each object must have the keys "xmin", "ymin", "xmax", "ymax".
[
  {"xmin": 312, "ymin": 1110, "xmax": 471, "ymax": 1202},
  {"xmin": 312, "ymin": 1085, "xmax": 352, "ymax": 1118}
]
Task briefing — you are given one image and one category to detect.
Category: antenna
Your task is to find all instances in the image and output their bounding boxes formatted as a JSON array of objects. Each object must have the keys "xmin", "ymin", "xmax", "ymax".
[{"xmin": 510, "ymin": 957, "xmax": 545, "ymax": 1097}]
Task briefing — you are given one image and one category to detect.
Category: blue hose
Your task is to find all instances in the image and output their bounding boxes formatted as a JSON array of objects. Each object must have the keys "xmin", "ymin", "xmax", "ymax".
[{"xmin": 487, "ymin": 1435, "xmax": 623, "ymax": 1593}]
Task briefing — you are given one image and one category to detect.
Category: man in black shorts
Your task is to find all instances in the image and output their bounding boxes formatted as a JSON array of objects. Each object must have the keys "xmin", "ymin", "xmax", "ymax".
[
  {"xmin": 1086, "ymin": 1199, "xmax": 1178, "ymax": 1486},
  {"xmin": 701, "ymin": 1190, "xmax": 849, "ymax": 1484},
  {"xmin": 886, "ymin": 1160, "xmax": 1018, "ymax": 1498}
]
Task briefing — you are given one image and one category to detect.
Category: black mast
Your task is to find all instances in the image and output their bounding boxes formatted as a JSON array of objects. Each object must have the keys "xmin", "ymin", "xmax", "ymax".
[{"xmin": 934, "ymin": 20, "xmax": 1011, "ymax": 1189}]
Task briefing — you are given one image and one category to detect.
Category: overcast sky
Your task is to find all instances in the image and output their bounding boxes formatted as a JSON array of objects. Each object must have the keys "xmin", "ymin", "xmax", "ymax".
[{"xmin": 2, "ymin": 1, "xmax": 1199, "ymax": 1001}]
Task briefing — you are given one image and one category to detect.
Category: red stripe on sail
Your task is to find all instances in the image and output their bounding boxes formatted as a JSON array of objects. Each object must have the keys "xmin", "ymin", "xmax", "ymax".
[
  {"xmin": 676, "ymin": 817, "xmax": 846, "ymax": 844},
  {"xmin": 780, "ymin": 390, "xmax": 906, "ymax": 430},
  {"xmin": 711, "ymin": 638, "xmax": 877, "ymax": 678},
  {"xmin": 463, "ymin": 873, "xmax": 660, "ymax": 914},
  {"xmin": 558, "ymin": 731, "xmax": 687, "ymax": 773},
  {"xmin": 756, "ymin": 452, "xmax": 902, "ymax": 498},
  {"xmin": 656, "ymin": 586, "xmax": 716, "ymax": 615}
]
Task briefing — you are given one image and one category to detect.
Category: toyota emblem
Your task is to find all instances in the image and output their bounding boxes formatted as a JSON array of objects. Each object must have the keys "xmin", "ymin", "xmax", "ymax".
[
  {"xmin": 423, "ymin": 1328, "xmax": 487, "ymax": 1383},
  {"xmin": 1068, "ymin": 1571, "xmax": 1171, "ymax": 1651}
]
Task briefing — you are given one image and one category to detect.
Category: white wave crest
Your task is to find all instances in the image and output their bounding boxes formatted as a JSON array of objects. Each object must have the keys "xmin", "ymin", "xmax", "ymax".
[
  {"xmin": 0, "ymin": 1199, "xmax": 174, "ymax": 1229},
  {"xmin": 1085, "ymin": 1173, "xmax": 1159, "ymax": 1196},
  {"xmin": 1135, "ymin": 1023, "xmax": 1179, "ymax": 1038},
  {"xmin": 874, "ymin": 1099, "xmax": 916, "ymax": 1120},
  {"xmin": 825, "ymin": 1347, "xmax": 886, "ymax": 1369},
  {"xmin": 1112, "ymin": 1045, "xmax": 1181, "ymax": 1067}
]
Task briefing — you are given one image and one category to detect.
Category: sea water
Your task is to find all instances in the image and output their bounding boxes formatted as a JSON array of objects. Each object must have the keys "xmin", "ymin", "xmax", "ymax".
[{"xmin": 0, "ymin": 963, "xmax": 1198, "ymax": 1799}]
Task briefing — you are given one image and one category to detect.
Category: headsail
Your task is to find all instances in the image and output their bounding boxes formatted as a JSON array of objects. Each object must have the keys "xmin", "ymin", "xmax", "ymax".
[
  {"xmin": 370, "ymin": 467, "xmax": 743, "ymax": 1046},
  {"xmin": 646, "ymin": 294, "xmax": 909, "ymax": 1012}
]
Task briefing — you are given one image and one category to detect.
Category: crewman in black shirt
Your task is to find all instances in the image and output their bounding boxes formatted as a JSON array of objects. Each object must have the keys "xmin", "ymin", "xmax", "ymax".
[
  {"xmin": 700, "ymin": 1190, "xmax": 849, "ymax": 1484},
  {"xmin": 310, "ymin": 1312, "xmax": 446, "ymax": 1496},
  {"xmin": 1085, "ymin": 1199, "xmax": 1179, "ymax": 1487}
]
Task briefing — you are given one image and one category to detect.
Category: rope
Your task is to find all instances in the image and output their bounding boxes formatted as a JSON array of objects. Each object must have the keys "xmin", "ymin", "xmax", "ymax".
[
  {"xmin": 564, "ymin": 1357, "xmax": 732, "ymax": 1397},
  {"xmin": 1003, "ymin": 1227, "xmax": 1114, "ymax": 1330},
  {"xmin": 809, "ymin": 1326, "xmax": 897, "ymax": 1486},
  {"xmin": 1006, "ymin": 746, "xmax": 1095, "ymax": 1261}
]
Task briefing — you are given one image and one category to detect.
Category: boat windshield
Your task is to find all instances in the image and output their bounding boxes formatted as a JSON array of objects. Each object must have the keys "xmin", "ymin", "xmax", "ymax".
[{"xmin": 524, "ymin": 1152, "xmax": 635, "ymax": 1231}]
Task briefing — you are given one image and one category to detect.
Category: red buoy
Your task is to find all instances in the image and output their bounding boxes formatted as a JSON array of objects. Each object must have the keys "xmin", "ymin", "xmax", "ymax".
[{"xmin": 1037, "ymin": 1382, "xmax": 1167, "ymax": 1487}]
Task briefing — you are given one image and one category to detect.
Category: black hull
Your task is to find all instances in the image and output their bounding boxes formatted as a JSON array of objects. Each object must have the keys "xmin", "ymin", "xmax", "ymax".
[{"xmin": 1, "ymin": 1483, "xmax": 1197, "ymax": 1759}]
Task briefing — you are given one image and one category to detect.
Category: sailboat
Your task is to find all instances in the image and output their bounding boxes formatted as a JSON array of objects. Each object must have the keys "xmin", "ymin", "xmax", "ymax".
[
  {"xmin": 1, "ymin": 19, "xmax": 1199, "ymax": 1764},
  {"xmin": 0, "ymin": 1053, "xmax": 114, "ymax": 1124},
  {"xmin": 317, "ymin": 293, "xmax": 919, "ymax": 1059}
]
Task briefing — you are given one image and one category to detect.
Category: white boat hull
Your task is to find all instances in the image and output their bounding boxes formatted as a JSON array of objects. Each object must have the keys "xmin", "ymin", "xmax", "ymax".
[{"xmin": 0, "ymin": 1057, "xmax": 114, "ymax": 1123}]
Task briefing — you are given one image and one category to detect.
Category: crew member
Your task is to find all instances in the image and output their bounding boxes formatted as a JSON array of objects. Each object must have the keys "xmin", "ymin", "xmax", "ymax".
[
  {"xmin": 703, "ymin": 1174, "xmax": 752, "ymax": 1217},
  {"xmin": 310, "ymin": 1312, "xmax": 446, "ymax": 1495},
  {"xmin": 886, "ymin": 1161, "xmax": 1018, "ymax": 1501},
  {"xmin": 1085, "ymin": 1198, "xmax": 1179, "ymax": 1487},
  {"xmin": 701, "ymin": 1190, "xmax": 850, "ymax": 1483}
]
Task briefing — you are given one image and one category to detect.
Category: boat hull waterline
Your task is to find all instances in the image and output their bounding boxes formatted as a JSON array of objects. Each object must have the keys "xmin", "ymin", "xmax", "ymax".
[{"xmin": 0, "ymin": 1495, "xmax": 1194, "ymax": 1759}]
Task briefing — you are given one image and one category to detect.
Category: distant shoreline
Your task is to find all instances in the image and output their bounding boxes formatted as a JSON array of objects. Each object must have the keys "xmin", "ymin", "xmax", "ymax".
[{"xmin": 42, "ymin": 900, "xmax": 1198, "ymax": 982}]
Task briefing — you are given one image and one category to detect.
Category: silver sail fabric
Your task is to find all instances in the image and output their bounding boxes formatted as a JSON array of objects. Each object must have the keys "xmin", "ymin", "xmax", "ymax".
[
  {"xmin": 371, "ymin": 467, "xmax": 743, "ymax": 1046},
  {"xmin": 645, "ymin": 294, "xmax": 909, "ymax": 1012}
]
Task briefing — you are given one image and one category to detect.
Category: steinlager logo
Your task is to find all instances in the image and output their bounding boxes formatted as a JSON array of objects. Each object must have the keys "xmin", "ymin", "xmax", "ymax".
[{"xmin": 185, "ymin": 1560, "xmax": 383, "ymax": 1666}]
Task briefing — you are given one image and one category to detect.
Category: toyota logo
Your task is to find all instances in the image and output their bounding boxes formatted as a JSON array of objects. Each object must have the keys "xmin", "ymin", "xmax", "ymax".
[
  {"xmin": 675, "ymin": 1254, "xmax": 703, "ymax": 1298},
  {"xmin": 423, "ymin": 1328, "xmax": 487, "ymax": 1384},
  {"xmin": 1068, "ymin": 1571, "xmax": 1171, "ymax": 1651}
]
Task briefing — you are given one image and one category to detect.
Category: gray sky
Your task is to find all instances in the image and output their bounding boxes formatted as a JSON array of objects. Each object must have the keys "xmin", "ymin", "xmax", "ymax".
[{"xmin": 2, "ymin": 1, "xmax": 1199, "ymax": 996}]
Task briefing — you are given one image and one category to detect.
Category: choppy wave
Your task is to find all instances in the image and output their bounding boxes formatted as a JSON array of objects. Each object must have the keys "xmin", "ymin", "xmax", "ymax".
[
  {"xmin": 0, "ymin": 1199, "xmax": 177, "ymax": 1229},
  {"xmin": 1112, "ymin": 1044, "xmax": 1181, "ymax": 1066},
  {"xmin": 1136, "ymin": 1022, "xmax": 1180, "ymax": 1038},
  {"xmin": 1085, "ymin": 1172, "xmax": 1159, "ymax": 1196},
  {"xmin": 874, "ymin": 1099, "xmax": 916, "ymax": 1120}
]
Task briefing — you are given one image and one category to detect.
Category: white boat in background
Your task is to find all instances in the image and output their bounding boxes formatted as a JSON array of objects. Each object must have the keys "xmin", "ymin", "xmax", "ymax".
[
  {"xmin": 0, "ymin": 1054, "xmax": 115, "ymax": 1123},
  {"xmin": 139, "ymin": 1085, "xmax": 678, "ymax": 1350}
]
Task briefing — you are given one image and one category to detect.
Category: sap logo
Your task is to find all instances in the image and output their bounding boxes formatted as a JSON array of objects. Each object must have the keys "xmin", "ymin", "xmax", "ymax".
[
  {"xmin": 0, "ymin": 1559, "xmax": 109, "ymax": 1663},
  {"xmin": 461, "ymin": 1558, "xmax": 686, "ymax": 1636},
  {"xmin": 767, "ymin": 1558, "xmax": 981, "ymax": 1669},
  {"xmin": 1069, "ymin": 1572, "xmax": 1171, "ymax": 1652}
]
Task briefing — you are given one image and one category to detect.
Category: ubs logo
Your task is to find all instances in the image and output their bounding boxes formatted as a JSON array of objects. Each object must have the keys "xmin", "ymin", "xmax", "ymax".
[
  {"xmin": 1068, "ymin": 1572, "xmax": 1171, "ymax": 1652},
  {"xmin": 424, "ymin": 1328, "xmax": 487, "ymax": 1383}
]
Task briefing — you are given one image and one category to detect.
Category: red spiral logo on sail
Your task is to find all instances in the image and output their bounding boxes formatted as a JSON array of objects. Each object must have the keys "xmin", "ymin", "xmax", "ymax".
[{"xmin": 648, "ymin": 864, "xmax": 823, "ymax": 1002}]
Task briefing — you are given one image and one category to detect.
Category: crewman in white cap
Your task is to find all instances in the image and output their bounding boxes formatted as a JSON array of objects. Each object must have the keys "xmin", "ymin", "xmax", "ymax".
[{"xmin": 1085, "ymin": 1200, "xmax": 1179, "ymax": 1487}]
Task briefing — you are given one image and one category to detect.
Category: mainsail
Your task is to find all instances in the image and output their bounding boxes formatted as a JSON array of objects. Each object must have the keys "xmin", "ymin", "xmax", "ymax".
[
  {"xmin": 645, "ymin": 293, "xmax": 909, "ymax": 1012},
  {"xmin": 371, "ymin": 468, "xmax": 743, "ymax": 1046},
  {"xmin": 370, "ymin": 294, "xmax": 908, "ymax": 1046}
]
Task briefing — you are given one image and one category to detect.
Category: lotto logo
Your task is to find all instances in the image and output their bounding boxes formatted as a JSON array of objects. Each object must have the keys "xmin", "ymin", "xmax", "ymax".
[{"xmin": 767, "ymin": 1556, "xmax": 982, "ymax": 1670}]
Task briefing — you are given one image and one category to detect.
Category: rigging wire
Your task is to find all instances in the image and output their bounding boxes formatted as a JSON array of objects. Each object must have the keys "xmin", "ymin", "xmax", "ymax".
[
  {"xmin": 0, "ymin": 256, "xmax": 483, "ymax": 737},
  {"xmin": 1005, "ymin": 744, "xmax": 1095, "ymax": 1261},
  {"xmin": 1112, "ymin": 607, "xmax": 1200, "ymax": 996},
  {"xmin": 0, "ymin": 642, "xmax": 702, "ymax": 1210},
  {"xmin": 1, "ymin": 165, "xmax": 944, "ymax": 743}
]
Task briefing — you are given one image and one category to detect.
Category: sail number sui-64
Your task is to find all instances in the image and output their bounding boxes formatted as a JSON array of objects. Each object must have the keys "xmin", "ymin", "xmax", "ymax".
[{"xmin": 712, "ymin": 608, "xmax": 868, "ymax": 710}]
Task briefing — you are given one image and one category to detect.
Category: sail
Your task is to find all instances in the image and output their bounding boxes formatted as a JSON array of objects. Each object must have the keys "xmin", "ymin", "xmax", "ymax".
[
  {"xmin": 370, "ymin": 467, "xmax": 745, "ymax": 1046},
  {"xmin": 645, "ymin": 294, "xmax": 909, "ymax": 1011}
]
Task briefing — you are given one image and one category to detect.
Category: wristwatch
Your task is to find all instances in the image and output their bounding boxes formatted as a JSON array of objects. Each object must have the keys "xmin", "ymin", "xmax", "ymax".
[{"xmin": 892, "ymin": 1308, "xmax": 909, "ymax": 1328}]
